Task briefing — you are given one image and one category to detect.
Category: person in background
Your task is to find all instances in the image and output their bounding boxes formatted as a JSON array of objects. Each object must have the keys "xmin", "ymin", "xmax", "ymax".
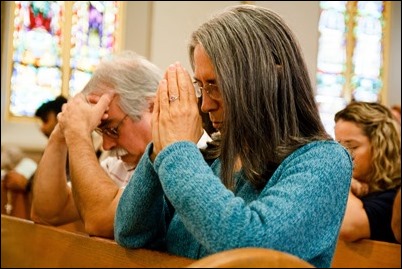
[
  {"xmin": 2, "ymin": 96, "xmax": 68, "ymax": 193},
  {"xmin": 35, "ymin": 96, "xmax": 68, "ymax": 138},
  {"xmin": 36, "ymin": 95, "xmax": 106, "ymax": 160},
  {"xmin": 1, "ymin": 145, "xmax": 24, "ymax": 175},
  {"xmin": 1, "ymin": 145, "xmax": 36, "ymax": 217},
  {"xmin": 392, "ymin": 187, "xmax": 401, "ymax": 243},
  {"xmin": 1, "ymin": 145, "xmax": 33, "ymax": 193},
  {"xmin": 31, "ymin": 50, "xmax": 211, "ymax": 239},
  {"xmin": 114, "ymin": 5, "xmax": 352, "ymax": 268},
  {"xmin": 335, "ymin": 101, "xmax": 401, "ymax": 243}
]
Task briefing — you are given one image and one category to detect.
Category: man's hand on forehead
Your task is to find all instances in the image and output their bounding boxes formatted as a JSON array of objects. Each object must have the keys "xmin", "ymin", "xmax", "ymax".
[
  {"xmin": 84, "ymin": 92, "xmax": 116, "ymax": 121},
  {"xmin": 86, "ymin": 90, "xmax": 116, "ymax": 105}
]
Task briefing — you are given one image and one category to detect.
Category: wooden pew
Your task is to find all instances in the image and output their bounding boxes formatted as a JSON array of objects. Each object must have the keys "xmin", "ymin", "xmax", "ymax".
[
  {"xmin": 187, "ymin": 247, "xmax": 314, "ymax": 268},
  {"xmin": 1, "ymin": 180, "xmax": 90, "ymax": 234},
  {"xmin": 332, "ymin": 238, "xmax": 401, "ymax": 268},
  {"xmin": 2, "ymin": 214, "xmax": 401, "ymax": 268},
  {"xmin": 1, "ymin": 215, "xmax": 194, "ymax": 268},
  {"xmin": 186, "ymin": 239, "xmax": 401, "ymax": 268}
]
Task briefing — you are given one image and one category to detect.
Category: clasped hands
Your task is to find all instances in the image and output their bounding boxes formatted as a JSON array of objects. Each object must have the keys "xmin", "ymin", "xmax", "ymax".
[{"xmin": 151, "ymin": 62, "xmax": 202, "ymax": 161}]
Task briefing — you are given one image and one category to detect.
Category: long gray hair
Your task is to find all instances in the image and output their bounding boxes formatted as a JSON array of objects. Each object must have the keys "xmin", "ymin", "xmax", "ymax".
[
  {"xmin": 82, "ymin": 50, "xmax": 162, "ymax": 120},
  {"xmin": 189, "ymin": 5, "xmax": 330, "ymax": 190}
]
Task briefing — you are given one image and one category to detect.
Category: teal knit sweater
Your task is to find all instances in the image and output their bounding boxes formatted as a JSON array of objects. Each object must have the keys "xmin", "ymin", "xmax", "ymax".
[{"xmin": 115, "ymin": 140, "xmax": 352, "ymax": 268}]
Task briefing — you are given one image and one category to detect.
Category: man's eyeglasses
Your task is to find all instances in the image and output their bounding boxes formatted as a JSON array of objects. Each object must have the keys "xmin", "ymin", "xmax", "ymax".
[
  {"xmin": 193, "ymin": 81, "xmax": 221, "ymax": 100},
  {"xmin": 95, "ymin": 114, "xmax": 129, "ymax": 139}
]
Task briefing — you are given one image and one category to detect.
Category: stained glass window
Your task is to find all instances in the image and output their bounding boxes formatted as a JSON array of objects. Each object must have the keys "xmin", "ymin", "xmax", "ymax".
[
  {"xmin": 351, "ymin": 1, "xmax": 385, "ymax": 102},
  {"xmin": 6, "ymin": 1, "xmax": 123, "ymax": 120},
  {"xmin": 315, "ymin": 1, "xmax": 390, "ymax": 137},
  {"xmin": 69, "ymin": 1, "xmax": 119, "ymax": 96}
]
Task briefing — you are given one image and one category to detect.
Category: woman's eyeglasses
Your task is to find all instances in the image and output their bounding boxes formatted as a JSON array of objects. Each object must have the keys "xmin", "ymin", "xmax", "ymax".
[
  {"xmin": 95, "ymin": 114, "xmax": 128, "ymax": 139},
  {"xmin": 193, "ymin": 81, "xmax": 221, "ymax": 100}
]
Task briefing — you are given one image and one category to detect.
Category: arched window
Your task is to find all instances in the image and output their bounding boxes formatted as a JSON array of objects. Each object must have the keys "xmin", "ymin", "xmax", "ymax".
[
  {"xmin": 5, "ymin": 1, "xmax": 124, "ymax": 120},
  {"xmin": 315, "ymin": 1, "xmax": 390, "ymax": 137}
]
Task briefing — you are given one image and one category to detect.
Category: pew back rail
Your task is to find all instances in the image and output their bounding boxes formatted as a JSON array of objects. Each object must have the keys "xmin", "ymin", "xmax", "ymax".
[
  {"xmin": 1, "ymin": 215, "xmax": 401, "ymax": 268},
  {"xmin": 1, "ymin": 215, "xmax": 193, "ymax": 268},
  {"xmin": 332, "ymin": 238, "xmax": 401, "ymax": 268}
]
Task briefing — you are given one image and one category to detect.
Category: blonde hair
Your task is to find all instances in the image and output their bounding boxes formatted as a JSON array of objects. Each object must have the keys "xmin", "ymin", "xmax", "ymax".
[{"xmin": 335, "ymin": 102, "xmax": 401, "ymax": 192}]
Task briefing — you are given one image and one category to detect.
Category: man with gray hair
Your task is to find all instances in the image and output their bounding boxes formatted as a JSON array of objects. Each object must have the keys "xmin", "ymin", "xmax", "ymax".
[{"xmin": 31, "ymin": 51, "xmax": 211, "ymax": 238}]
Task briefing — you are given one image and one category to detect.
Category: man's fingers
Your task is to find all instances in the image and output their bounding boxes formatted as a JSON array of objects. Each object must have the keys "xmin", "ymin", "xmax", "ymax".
[{"xmin": 94, "ymin": 92, "xmax": 115, "ymax": 115}]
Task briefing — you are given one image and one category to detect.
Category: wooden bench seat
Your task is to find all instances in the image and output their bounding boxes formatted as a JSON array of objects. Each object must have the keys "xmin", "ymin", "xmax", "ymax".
[
  {"xmin": 1, "ymin": 214, "xmax": 193, "ymax": 268},
  {"xmin": 332, "ymin": 238, "xmax": 401, "ymax": 268},
  {"xmin": 187, "ymin": 247, "xmax": 314, "ymax": 268},
  {"xmin": 2, "ymin": 214, "xmax": 401, "ymax": 268}
]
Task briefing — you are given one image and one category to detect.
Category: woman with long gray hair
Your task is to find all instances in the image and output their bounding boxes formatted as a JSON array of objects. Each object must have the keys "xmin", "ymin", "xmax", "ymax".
[{"xmin": 115, "ymin": 5, "xmax": 352, "ymax": 268}]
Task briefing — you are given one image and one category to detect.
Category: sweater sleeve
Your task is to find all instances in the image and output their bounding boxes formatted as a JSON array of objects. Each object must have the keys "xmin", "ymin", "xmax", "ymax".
[
  {"xmin": 154, "ymin": 140, "xmax": 352, "ymax": 265},
  {"xmin": 114, "ymin": 143, "xmax": 169, "ymax": 249}
]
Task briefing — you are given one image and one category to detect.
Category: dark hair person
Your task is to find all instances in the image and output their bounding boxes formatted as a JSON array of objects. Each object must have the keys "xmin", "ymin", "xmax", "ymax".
[
  {"xmin": 35, "ymin": 95, "xmax": 68, "ymax": 138},
  {"xmin": 115, "ymin": 5, "xmax": 352, "ymax": 268}
]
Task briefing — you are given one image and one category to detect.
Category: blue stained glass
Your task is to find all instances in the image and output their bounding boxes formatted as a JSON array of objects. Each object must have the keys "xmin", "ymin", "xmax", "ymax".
[
  {"xmin": 8, "ymin": 1, "xmax": 120, "ymax": 118},
  {"xmin": 69, "ymin": 1, "xmax": 119, "ymax": 96},
  {"xmin": 10, "ymin": 1, "xmax": 64, "ymax": 117}
]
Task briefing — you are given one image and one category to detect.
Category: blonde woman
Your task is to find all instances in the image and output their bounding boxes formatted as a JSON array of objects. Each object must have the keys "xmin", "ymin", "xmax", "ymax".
[{"xmin": 335, "ymin": 101, "xmax": 401, "ymax": 243}]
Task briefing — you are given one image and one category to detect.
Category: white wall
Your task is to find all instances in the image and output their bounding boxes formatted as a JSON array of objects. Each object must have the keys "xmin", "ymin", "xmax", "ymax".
[
  {"xmin": 256, "ymin": 1, "xmax": 320, "ymax": 87},
  {"xmin": 147, "ymin": 1, "xmax": 320, "ymax": 84},
  {"xmin": 388, "ymin": 1, "xmax": 401, "ymax": 106},
  {"xmin": 1, "ymin": 1, "xmax": 401, "ymax": 151},
  {"xmin": 149, "ymin": 1, "xmax": 242, "ymax": 73},
  {"xmin": 123, "ymin": 2, "xmax": 153, "ymax": 58}
]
